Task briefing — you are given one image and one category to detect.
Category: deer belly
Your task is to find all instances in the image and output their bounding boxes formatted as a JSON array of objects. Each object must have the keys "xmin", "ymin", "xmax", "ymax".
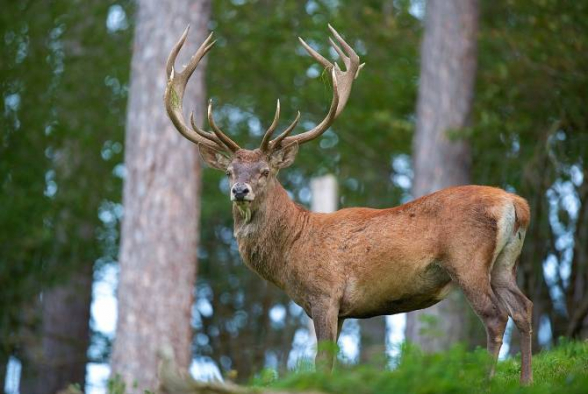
[{"xmin": 339, "ymin": 262, "xmax": 453, "ymax": 318}]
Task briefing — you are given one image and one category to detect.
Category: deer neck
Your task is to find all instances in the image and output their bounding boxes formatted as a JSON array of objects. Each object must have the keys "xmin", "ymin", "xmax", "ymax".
[{"xmin": 232, "ymin": 179, "xmax": 307, "ymax": 288}]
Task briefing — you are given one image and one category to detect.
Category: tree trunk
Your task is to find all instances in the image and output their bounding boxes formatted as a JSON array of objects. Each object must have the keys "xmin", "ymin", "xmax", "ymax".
[
  {"xmin": 0, "ymin": 354, "xmax": 7, "ymax": 393},
  {"xmin": 309, "ymin": 175, "xmax": 338, "ymax": 354},
  {"xmin": 405, "ymin": 0, "xmax": 479, "ymax": 352},
  {"xmin": 359, "ymin": 317, "xmax": 387, "ymax": 364},
  {"xmin": 111, "ymin": 0, "xmax": 209, "ymax": 391},
  {"xmin": 19, "ymin": 265, "xmax": 93, "ymax": 394}
]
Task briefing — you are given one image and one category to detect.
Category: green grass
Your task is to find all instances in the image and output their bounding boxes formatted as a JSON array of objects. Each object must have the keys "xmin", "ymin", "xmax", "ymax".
[{"xmin": 253, "ymin": 340, "xmax": 588, "ymax": 394}]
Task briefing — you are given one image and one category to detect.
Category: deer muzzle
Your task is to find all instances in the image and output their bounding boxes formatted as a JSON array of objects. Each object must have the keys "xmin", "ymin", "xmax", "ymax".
[{"xmin": 231, "ymin": 182, "xmax": 254, "ymax": 202}]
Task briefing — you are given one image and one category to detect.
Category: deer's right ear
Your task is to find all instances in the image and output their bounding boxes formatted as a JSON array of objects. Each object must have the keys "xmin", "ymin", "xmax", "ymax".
[
  {"xmin": 198, "ymin": 145, "xmax": 232, "ymax": 170},
  {"xmin": 269, "ymin": 142, "xmax": 299, "ymax": 169}
]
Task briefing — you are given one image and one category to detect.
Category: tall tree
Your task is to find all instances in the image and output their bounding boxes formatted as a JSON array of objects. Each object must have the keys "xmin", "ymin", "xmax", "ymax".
[
  {"xmin": 405, "ymin": 0, "xmax": 479, "ymax": 351},
  {"xmin": 19, "ymin": 267, "xmax": 93, "ymax": 394},
  {"xmin": 111, "ymin": 0, "xmax": 209, "ymax": 390}
]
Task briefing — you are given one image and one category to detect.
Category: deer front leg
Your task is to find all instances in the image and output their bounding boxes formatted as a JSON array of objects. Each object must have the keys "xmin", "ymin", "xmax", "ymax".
[{"xmin": 311, "ymin": 302, "xmax": 339, "ymax": 371}]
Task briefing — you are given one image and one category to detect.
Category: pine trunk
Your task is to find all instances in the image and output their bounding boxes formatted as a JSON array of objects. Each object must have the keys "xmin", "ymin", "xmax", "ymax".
[
  {"xmin": 111, "ymin": 0, "xmax": 209, "ymax": 390},
  {"xmin": 359, "ymin": 317, "xmax": 387, "ymax": 364},
  {"xmin": 405, "ymin": 0, "xmax": 479, "ymax": 352},
  {"xmin": 19, "ymin": 265, "xmax": 93, "ymax": 394}
]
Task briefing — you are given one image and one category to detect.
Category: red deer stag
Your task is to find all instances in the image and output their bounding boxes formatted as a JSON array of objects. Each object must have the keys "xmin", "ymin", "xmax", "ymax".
[{"xmin": 164, "ymin": 25, "xmax": 533, "ymax": 384}]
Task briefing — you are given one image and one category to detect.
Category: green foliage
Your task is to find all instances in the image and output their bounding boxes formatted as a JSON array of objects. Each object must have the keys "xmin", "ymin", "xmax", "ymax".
[
  {"xmin": 107, "ymin": 374, "xmax": 128, "ymax": 394},
  {"xmin": 474, "ymin": 0, "xmax": 588, "ymax": 187},
  {"xmin": 0, "ymin": 0, "xmax": 133, "ymax": 358},
  {"xmin": 415, "ymin": 314, "xmax": 444, "ymax": 339},
  {"xmin": 260, "ymin": 341, "xmax": 588, "ymax": 394},
  {"xmin": 105, "ymin": 374, "xmax": 154, "ymax": 394}
]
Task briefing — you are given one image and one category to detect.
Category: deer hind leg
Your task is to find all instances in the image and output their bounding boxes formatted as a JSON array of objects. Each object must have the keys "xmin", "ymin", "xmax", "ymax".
[
  {"xmin": 446, "ymin": 248, "xmax": 508, "ymax": 378},
  {"xmin": 493, "ymin": 280, "xmax": 533, "ymax": 385},
  {"xmin": 456, "ymin": 275, "xmax": 508, "ymax": 377},
  {"xmin": 491, "ymin": 236, "xmax": 533, "ymax": 385}
]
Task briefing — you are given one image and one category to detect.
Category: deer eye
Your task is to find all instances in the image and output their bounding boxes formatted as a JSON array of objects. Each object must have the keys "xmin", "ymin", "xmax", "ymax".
[
  {"xmin": 261, "ymin": 169, "xmax": 270, "ymax": 177},
  {"xmin": 225, "ymin": 169, "xmax": 232, "ymax": 177}
]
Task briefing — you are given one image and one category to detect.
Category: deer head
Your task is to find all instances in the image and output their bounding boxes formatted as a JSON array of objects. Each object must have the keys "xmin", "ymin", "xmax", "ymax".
[{"xmin": 164, "ymin": 25, "xmax": 363, "ymax": 220}]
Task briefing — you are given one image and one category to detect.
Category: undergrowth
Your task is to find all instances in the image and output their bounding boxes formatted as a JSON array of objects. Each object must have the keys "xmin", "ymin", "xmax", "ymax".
[{"xmin": 253, "ymin": 340, "xmax": 588, "ymax": 394}]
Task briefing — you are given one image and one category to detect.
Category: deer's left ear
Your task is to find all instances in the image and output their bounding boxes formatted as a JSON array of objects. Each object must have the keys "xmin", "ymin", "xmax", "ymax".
[{"xmin": 269, "ymin": 142, "xmax": 299, "ymax": 169}]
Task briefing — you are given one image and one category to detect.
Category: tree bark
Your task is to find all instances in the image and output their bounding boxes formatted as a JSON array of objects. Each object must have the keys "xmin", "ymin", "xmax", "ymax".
[
  {"xmin": 359, "ymin": 317, "xmax": 387, "ymax": 364},
  {"xmin": 0, "ymin": 354, "xmax": 7, "ymax": 393},
  {"xmin": 111, "ymin": 0, "xmax": 209, "ymax": 391},
  {"xmin": 309, "ymin": 176, "xmax": 338, "ymax": 355},
  {"xmin": 19, "ymin": 265, "xmax": 93, "ymax": 394},
  {"xmin": 405, "ymin": 0, "xmax": 479, "ymax": 352}
]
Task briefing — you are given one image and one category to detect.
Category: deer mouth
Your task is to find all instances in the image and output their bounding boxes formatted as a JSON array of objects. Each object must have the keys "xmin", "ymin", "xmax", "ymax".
[
  {"xmin": 232, "ymin": 195, "xmax": 254, "ymax": 204},
  {"xmin": 234, "ymin": 200, "xmax": 253, "ymax": 223}
]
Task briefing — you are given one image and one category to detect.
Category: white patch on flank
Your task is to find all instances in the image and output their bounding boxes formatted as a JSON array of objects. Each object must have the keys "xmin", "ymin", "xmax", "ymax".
[
  {"xmin": 492, "ymin": 203, "xmax": 516, "ymax": 267},
  {"xmin": 491, "ymin": 203, "xmax": 526, "ymax": 285}
]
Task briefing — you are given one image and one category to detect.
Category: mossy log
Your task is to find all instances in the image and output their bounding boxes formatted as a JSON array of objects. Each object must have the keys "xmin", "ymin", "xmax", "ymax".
[{"xmin": 158, "ymin": 349, "xmax": 324, "ymax": 394}]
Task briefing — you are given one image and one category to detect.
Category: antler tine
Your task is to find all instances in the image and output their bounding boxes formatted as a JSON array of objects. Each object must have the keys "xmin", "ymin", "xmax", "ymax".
[
  {"xmin": 164, "ymin": 27, "xmax": 229, "ymax": 151},
  {"xmin": 181, "ymin": 32, "xmax": 216, "ymax": 82},
  {"xmin": 298, "ymin": 37, "xmax": 333, "ymax": 70},
  {"xmin": 260, "ymin": 99, "xmax": 281, "ymax": 152},
  {"xmin": 327, "ymin": 24, "xmax": 358, "ymax": 63},
  {"xmin": 328, "ymin": 37, "xmax": 348, "ymax": 65},
  {"xmin": 269, "ymin": 111, "xmax": 301, "ymax": 150},
  {"xmin": 329, "ymin": 24, "xmax": 366, "ymax": 78},
  {"xmin": 327, "ymin": 24, "xmax": 362, "ymax": 117},
  {"xmin": 190, "ymin": 112, "xmax": 224, "ymax": 146},
  {"xmin": 207, "ymin": 100, "xmax": 241, "ymax": 152},
  {"xmin": 166, "ymin": 25, "xmax": 190, "ymax": 79},
  {"xmin": 276, "ymin": 25, "xmax": 361, "ymax": 149},
  {"xmin": 280, "ymin": 68, "xmax": 339, "ymax": 147}
]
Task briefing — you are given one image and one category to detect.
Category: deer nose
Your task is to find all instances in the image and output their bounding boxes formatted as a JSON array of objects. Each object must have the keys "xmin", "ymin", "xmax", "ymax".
[{"xmin": 232, "ymin": 183, "xmax": 250, "ymax": 201}]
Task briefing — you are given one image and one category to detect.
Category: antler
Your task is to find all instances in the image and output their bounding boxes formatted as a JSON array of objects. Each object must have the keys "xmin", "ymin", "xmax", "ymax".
[
  {"xmin": 259, "ymin": 99, "xmax": 302, "ymax": 153},
  {"xmin": 264, "ymin": 24, "xmax": 363, "ymax": 151},
  {"xmin": 164, "ymin": 27, "xmax": 241, "ymax": 152},
  {"xmin": 165, "ymin": 25, "xmax": 362, "ymax": 155}
]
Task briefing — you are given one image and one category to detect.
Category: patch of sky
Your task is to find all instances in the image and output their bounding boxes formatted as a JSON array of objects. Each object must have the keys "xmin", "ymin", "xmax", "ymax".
[
  {"xmin": 270, "ymin": 304, "xmax": 287, "ymax": 329},
  {"xmin": 4, "ymin": 357, "xmax": 21, "ymax": 394},
  {"xmin": 106, "ymin": 5, "xmax": 128, "ymax": 33},
  {"xmin": 387, "ymin": 314, "xmax": 406, "ymax": 364},
  {"xmin": 408, "ymin": 0, "xmax": 426, "ymax": 19},
  {"xmin": 298, "ymin": 186, "xmax": 311, "ymax": 204},
  {"xmin": 319, "ymin": 129, "xmax": 338, "ymax": 149},
  {"xmin": 538, "ymin": 315, "xmax": 553, "ymax": 348},
  {"xmin": 113, "ymin": 163, "xmax": 126, "ymax": 179},
  {"xmin": 338, "ymin": 319, "xmax": 360, "ymax": 364},
  {"xmin": 306, "ymin": 64, "xmax": 321, "ymax": 78},
  {"xmin": 390, "ymin": 154, "xmax": 413, "ymax": 201},
  {"xmin": 86, "ymin": 263, "xmax": 119, "ymax": 394},
  {"xmin": 44, "ymin": 169, "xmax": 58, "ymax": 198},
  {"xmin": 305, "ymin": 0, "xmax": 319, "ymax": 14},
  {"xmin": 247, "ymin": 116, "xmax": 262, "ymax": 137}
]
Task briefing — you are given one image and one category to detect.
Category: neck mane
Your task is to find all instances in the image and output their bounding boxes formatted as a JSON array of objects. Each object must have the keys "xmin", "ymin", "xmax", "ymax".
[{"xmin": 232, "ymin": 179, "xmax": 309, "ymax": 288}]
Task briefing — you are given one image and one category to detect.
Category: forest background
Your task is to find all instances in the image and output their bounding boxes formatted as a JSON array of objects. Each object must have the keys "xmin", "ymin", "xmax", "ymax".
[{"xmin": 1, "ymin": 0, "xmax": 587, "ymax": 393}]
